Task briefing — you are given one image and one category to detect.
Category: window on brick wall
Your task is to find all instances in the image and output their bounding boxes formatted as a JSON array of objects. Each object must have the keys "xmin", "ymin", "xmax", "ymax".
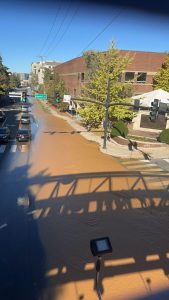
[
  {"xmin": 137, "ymin": 72, "xmax": 147, "ymax": 83},
  {"xmin": 74, "ymin": 89, "xmax": 77, "ymax": 96},
  {"xmin": 81, "ymin": 73, "xmax": 85, "ymax": 81},
  {"xmin": 125, "ymin": 72, "xmax": 135, "ymax": 82}
]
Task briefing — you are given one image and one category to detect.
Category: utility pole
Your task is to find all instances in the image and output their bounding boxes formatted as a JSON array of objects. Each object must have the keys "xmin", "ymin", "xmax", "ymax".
[
  {"xmin": 36, "ymin": 55, "xmax": 47, "ymax": 71},
  {"xmin": 103, "ymin": 78, "xmax": 111, "ymax": 149},
  {"xmin": 37, "ymin": 55, "xmax": 46, "ymax": 64}
]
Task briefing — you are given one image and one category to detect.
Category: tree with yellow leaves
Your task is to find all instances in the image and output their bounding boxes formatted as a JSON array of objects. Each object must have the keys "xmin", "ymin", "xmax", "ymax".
[
  {"xmin": 78, "ymin": 41, "xmax": 135, "ymax": 127},
  {"xmin": 153, "ymin": 52, "xmax": 169, "ymax": 92}
]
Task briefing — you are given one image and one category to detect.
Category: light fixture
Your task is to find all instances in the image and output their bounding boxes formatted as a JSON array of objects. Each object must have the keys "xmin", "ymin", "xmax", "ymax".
[
  {"xmin": 90, "ymin": 237, "xmax": 112, "ymax": 300},
  {"xmin": 90, "ymin": 237, "xmax": 112, "ymax": 257}
]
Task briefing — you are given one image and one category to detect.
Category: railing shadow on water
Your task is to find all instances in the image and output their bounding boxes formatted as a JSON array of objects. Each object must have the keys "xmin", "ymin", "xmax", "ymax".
[
  {"xmin": 1, "ymin": 164, "xmax": 169, "ymax": 299},
  {"xmin": 28, "ymin": 169, "xmax": 169, "ymax": 299}
]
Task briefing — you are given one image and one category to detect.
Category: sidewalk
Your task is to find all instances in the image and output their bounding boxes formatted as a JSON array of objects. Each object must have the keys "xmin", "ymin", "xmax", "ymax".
[{"xmin": 41, "ymin": 101, "xmax": 169, "ymax": 160}]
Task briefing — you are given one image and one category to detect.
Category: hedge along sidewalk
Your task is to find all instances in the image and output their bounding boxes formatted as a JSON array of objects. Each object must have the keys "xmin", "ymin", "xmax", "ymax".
[{"xmin": 40, "ymin": 100, "xmax": 169, "ymax": 159}]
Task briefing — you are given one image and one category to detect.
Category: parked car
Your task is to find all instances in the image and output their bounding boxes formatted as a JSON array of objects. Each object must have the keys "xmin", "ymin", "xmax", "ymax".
[
  {"xmin": 9, "ymin": 98, "xmax": 16, "ymax": 104},
  {"xmin": 20, "ymin": 113, "xmax": 30, "ymax": 124},
  {"xmin": 16, "ymin": 128, "xmax": 31, "ymax": 142},
  {"xmin": 0, "ymin": 111, "xmax": 6, "ymax": 122},
  {"xmin": 21, "ymin": 105, "xmax": 29, "ymax": 112},
  {"xmin": 0, "ymin": 127, "xmax": 10, "ymax": 143}
]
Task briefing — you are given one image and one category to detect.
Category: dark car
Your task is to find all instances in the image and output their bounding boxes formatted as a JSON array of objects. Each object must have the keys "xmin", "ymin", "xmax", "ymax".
[
  {"xmin": 16, "ymin": 128, "xmax": 31, "ymax": 142},
  {"xmin": 20, "ymin": 113, "xmax": 30, "ymax": 124},
  {"xmin": 0, "ymin": 127, "xmax": 10, "ymax": 143},
  {"xmin": 9, "ymin": 98, "xmax": 16, "ymax": 104},
  {"xmin": 0, "ymin": 111, "xmax": 6, "ymax": 122}
]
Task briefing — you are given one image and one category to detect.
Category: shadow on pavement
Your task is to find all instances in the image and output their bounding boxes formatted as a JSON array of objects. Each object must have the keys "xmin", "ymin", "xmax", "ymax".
[
  {"xmin": 0, "ymin": 165, "xmax": 46, "ymax": 300},
  {"xmin": 1, "ymin": 163, "xmax": 169, "ymax": 299}
]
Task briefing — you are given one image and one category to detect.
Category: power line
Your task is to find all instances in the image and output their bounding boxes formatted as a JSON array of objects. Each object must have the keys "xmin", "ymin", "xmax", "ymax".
[
  {"xmin": 47, "ymin": 7, "xmax": 79, "ymax": 55},
  {"xmin": 39, "ymin": 1, "xmax": 62, "ymax": 55},
  {"xmin": 36, "ymin": 55, "xmax": 47, "ymax": 67},
  {"xmin": 79, "ymin": 10, "xmax": 122, "ymax": 55},
  {"xmin": 44, "ymin": 1, "xmax": 72, "ymax": 56}
]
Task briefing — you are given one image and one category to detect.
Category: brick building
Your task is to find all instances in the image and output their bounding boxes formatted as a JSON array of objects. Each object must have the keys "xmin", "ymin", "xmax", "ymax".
[{"xmin": 54, "ymin": 50, "xmax": 166, "ymax": 97}]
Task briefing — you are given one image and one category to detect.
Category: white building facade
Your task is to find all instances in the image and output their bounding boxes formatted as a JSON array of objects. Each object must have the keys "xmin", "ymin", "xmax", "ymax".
[{"xmin": 31, "ymin": 61, "xmax": 61, "ymax": 84}]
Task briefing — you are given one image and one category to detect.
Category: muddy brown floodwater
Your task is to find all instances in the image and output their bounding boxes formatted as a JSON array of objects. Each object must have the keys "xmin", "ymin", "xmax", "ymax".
[{"xmin": 27, "ymin": 100, "xmax": 169, "ymax": 300}]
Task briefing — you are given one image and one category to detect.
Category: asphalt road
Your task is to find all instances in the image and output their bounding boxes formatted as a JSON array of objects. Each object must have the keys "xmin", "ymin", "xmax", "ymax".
[
  {"xmin": 1, "ymin": 95, "xmax": 169, "ymax": 300},
  {"xmin": 0, "ymin": 95, "xmax": 43, "ymax": 300}
]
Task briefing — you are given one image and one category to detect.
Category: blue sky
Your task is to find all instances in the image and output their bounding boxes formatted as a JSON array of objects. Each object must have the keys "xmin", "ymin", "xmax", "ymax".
[{"xmin": 1, "ymin": 0, "xmax": 169, "ymax": 73}]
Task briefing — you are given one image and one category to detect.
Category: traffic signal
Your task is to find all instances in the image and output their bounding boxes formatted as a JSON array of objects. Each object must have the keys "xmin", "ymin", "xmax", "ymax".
[
  {"xmin": 22, "ymin": 91, "xmax": 27, "ymax": 102},
  {"xmin": 54, "ymin": 92, "xmax": 60, "ymax": 103},
  {"xmin": 158, "ymin": 102, "xmax": 168, "ymax": 115},
  {"xmin": 149, "ymin": 99, "xmax": 159, "ymax": 121}
]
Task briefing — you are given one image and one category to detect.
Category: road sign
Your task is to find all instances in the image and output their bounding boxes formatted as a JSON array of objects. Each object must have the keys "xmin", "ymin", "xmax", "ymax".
[{"xmin": 35, "ymin": 94, "xmax": 48, "ymax": 100}]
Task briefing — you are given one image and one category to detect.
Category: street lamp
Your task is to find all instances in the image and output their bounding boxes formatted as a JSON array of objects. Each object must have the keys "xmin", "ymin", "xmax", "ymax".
[{"xmin": 90, "ymin": 237, "xmax": 113, "ymax": 300}]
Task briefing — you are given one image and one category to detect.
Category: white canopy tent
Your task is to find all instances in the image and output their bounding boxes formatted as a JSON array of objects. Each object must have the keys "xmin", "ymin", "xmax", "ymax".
[{"xmin": 132, "ymin": 89, "xmax": 169, "ymax": 107}]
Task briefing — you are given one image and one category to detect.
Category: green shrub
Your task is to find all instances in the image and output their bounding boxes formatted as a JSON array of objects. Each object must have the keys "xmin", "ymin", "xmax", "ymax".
[
  {"xmin": 57, "ymin": 102, "xmax": 69, "ymax": 112},
  {"xmin": 157, "ymin": 128, "xmax": 169, "ymax": 144},
  {"xmin": 111, "ymin": 120, "xmax": 128, "ymax": 138}
]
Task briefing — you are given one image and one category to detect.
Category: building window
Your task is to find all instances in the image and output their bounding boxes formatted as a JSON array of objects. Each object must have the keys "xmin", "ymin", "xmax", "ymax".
[
  {"xmin": 74, "ymin": 89, "xmax": 77, "ymax": 96},
  {"xmin": 137, "ymin": 72, "xmax": 147, "ymax": 83},
  {"xmin": 81, "ymin": 73, "xmax": 85, "ymax": 81},
  {"xmin": 125, "ymin": 72, "xmax": 135, "ymax": 82}
]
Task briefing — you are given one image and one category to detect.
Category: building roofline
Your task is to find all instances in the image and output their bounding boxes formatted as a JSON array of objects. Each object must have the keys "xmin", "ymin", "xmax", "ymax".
[
  {"xmin": 55, "ymin": 50, "xmax": 167, "ymax": 68},
  {"xmin": 54, "ymin": 56, "xmax": 83, "ymax": 67},
  {"xmin": 118, "ymin": 49, "xmax": 167, "ymax": 54}
]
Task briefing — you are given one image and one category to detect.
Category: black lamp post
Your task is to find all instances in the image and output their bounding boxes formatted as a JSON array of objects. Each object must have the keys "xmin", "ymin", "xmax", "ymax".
[{"xmin": 90, "ymin": 237, "xmax": 113, "ymax": 300}]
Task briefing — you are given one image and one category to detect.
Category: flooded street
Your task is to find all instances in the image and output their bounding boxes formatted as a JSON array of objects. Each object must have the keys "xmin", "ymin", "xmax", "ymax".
[{"xmin": 24, "ymin": 100, "xmax": 169, "ymax": 300}]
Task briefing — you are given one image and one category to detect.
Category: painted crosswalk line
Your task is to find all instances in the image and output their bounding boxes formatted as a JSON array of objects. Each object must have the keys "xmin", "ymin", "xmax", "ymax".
[
  {"xmin": 10, "ymin": 145, "xmax": 17, "ymax": 152},
  {"xmin": 0, "ymin": 143, "xmax": 30, "ymax": 154},
  {"xmin": 119, "ymin": 158, "xmax": 169, "ymax": 190}
]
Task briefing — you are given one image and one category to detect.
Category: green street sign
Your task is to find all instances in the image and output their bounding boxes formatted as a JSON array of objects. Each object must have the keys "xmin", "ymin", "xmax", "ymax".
[{"xmin": 35, "ymin": 94, "xmax": 48, "ymax": 100}]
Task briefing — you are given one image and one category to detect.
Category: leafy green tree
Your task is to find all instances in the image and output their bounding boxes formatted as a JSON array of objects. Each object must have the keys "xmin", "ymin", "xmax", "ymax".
[
  {"xmin": 43, "ymin": 68, "xmax": 66, "ymax": 99},
  {"xmin": 9, "ymin": 73, "xmax": 20, "ymax": 89},
  {"xmin": 153, "ymin": 53, "xmax": 169, "ymax": 92},
  {"xmin": 38, "ymin": 84, "xmax": 44, "ymax": 94},
  {"xmin": 78, "ymin": 103, "xmax": 103, "ymax": 127},
  {"xmin": 78, "ymin": 41, "xmax": 134, "ymax": 127},
  {"xmin": 30, "ymin": 72, "xmax": 38, "ymax": 89},
  {"xmin": 0, "ymin": 56, "xmax": 10, "ymax": 94}
]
